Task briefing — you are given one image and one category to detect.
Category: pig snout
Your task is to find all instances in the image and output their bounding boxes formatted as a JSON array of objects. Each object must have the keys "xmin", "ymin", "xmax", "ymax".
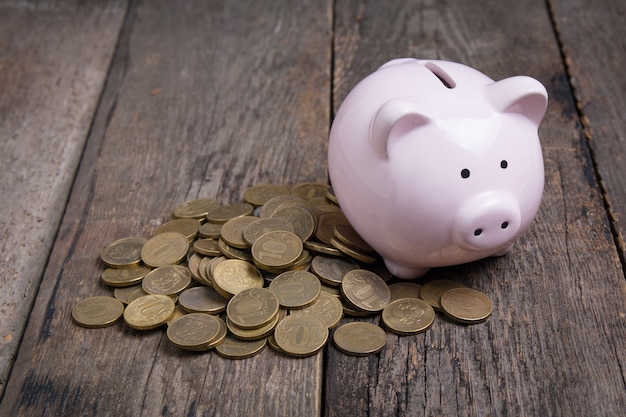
[{"xmin": 453, "ymin": 192, "xmax": 522, "ymax": 252}]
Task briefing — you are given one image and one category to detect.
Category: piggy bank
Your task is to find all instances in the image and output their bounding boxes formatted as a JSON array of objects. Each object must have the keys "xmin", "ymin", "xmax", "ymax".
[{"xmin": 328, "ymin": 58, "xmax": 548, "ymax": 279}]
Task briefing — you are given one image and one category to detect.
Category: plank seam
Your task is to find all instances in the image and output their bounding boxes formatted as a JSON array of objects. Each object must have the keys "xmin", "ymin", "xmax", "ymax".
[
  {"xmin": 544, "ymin": 0, "xmax": 626, "ymax": 281},
  {"xmin": 0, "ymin": 0, "xmax": 133, "ymax": 406},
  {"xmin": 326, "ymin": 0, "xmax": 338, "ymax": 191}
]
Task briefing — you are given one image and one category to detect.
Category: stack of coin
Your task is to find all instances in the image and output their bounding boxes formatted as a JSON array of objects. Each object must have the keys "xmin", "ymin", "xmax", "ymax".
[
  {"xmin": 73, "ymin": 181, "xmax": 493, "ymax": 360},
  {"xmin": 225, "ymin": 288, "xmax": 280, "ymax": 341}
]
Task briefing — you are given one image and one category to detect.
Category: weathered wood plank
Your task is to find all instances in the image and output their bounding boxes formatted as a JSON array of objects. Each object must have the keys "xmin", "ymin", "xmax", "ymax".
[
  {"xmin": 327, "ymin": 0, "xmax": 626, "ymax": 416},
  {"xmin": 0, "ymin": 0, "xmax": 127, "ymax": 398},
  {"xmin": 0, "ymin": 0, "xmax": 331, "ymax": 415},
  {"xmin": 549, "ymin": 0, "xmax": 626, "ymax": 260}
]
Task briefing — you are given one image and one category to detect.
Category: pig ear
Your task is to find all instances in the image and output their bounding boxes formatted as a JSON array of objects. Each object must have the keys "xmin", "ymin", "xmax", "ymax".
[
  {"xmin": 487, "ymin": 76, "xmax": 548, "ymax": 125},
  {"xmin": 369, "ymin": 98, "xmax": 433, "ymax": 159}
]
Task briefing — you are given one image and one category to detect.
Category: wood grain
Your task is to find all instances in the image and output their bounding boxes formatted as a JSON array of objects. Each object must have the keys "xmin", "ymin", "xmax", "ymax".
[
  {"xmin": 0, "ymin": 0, "xmax": 331, "ymax": 415},
  {"xmin": 550, "ymin": 0, "xmax": 626, "ymax": 259},
  {"xmin": 0, "ymin": 0, "xmax": 127, "ymax": 397},
  {"xmin": 327, "ymin": 0, "xmax": 626, "ymax": 416},
  {"xmin": 1, "ymin": 0, "xmax": 625, "ymax": 415}
]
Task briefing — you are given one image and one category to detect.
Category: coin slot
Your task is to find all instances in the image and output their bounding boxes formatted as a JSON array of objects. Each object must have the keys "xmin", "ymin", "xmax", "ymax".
[{"xmin": 425, "ymin": 62, "xmax": 456, "ymax": 89}]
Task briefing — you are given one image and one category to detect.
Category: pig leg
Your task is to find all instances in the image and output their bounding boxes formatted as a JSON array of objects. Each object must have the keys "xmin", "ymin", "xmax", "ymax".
[{"xmin": 384, "ymin": 260, "xmax": 430, "ymax": 279}]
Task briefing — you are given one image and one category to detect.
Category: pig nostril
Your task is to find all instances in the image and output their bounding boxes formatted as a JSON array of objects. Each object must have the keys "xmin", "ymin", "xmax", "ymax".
[
  {"xmin": 501, "ymin": 221, "xmax": 509, "ymax": 229},
  {"xmin": 474, "ymin": 229, "xmax": 483, "ymax": 236}
]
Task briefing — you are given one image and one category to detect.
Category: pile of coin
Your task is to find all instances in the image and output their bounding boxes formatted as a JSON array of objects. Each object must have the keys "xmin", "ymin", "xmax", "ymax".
[{"xmin": 72, "ymin": 182, "xmax": 493, "ymax": 359}]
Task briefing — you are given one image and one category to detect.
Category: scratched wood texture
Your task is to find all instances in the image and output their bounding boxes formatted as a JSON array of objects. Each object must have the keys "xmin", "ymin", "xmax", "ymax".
[
  {"xmin": 550, "ymin": 0, "xmax": 626, "ymax": 260},
  {"xmin": 327, "ymin": 1, "xmax": 626, "ymax": 415},
  {"xmin": 0, "ymin": 0, "xmax": 624, "ymax": 416},
  {"xmin": 0, "ymin": 0, "xmax": 128, "ymax": 398}
]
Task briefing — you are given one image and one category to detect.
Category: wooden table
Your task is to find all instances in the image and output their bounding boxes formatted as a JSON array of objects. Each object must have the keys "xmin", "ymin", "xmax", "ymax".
[{"xmin": 1, "ymin": 0, "xmax": 624, "ymax": 415}]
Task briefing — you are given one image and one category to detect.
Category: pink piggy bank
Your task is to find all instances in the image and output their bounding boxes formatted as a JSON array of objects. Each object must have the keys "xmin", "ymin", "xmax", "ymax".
[{"xmin": 328, "ymin": 58, "xmax": 548, "ymax": 279}]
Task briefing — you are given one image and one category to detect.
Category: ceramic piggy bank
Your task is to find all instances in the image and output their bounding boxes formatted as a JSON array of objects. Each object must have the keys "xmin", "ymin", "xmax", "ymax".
[{"xmin": 328, "ymin": 58, "xmax": 548, "ymax": 279}]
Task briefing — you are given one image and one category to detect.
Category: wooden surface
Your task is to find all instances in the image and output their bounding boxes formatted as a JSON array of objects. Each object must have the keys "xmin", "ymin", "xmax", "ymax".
[
  {"xmin": 0, "ymin": 0, "xmax": 624, "ymax": 416},
  {"xmin": 0, "ymin": 0, "xmax": 128, "ymax": 396}
]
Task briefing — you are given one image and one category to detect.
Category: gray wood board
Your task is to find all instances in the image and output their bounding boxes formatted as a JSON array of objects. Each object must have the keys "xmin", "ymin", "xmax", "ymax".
[
  {"xmin": 0, "ymin": 0, "xmax": 127, "ymax": 398},
  {"xmin": 326, "ymin": 0, "xmax": 626, "ymax": 415},
  {"xmin": 551, "ymin": 0, "xmax": 626, "ymax": 260},
  {"xmin": 1, "ymin": 0, "xmax": 625, "ymax": 415},
  {"xmin": 0, "ymin": 0, "xmax": 331, "ymax": 415}
]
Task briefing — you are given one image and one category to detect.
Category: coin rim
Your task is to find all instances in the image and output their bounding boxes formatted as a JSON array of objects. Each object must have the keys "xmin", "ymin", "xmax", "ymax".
[{"xmin": 72, "ymin": 296, "xmax": 125, "ymax": 328}]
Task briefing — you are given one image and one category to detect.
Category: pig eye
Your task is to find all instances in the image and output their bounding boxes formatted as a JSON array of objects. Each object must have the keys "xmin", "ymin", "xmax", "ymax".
[
  {"xmin": 500, "ymin": 160, "xmax": 508, "ymax": 169},
  {"xmin": 460, "ymin": 168, "xmax": 470, "ymax": 179}
]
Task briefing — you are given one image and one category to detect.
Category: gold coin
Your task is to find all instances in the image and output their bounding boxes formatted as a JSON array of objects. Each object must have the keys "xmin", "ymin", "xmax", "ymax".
[
  {"xmin": 206, "ymin": 202, "xmax": 254, "ymax": 224},
  {"xmin": 220, "ymin": 216, "xmax": 257, "ymax": 249},
  {"xmin": 290, "ymin": 291, "xmax": 343, "ymax": 329},
  {"xmin": 440, "ymin": 287, "xmax": 492, "ymax": 324},
  {"xmin": 291, "ymin": 182, "xmax": 330, "ymax": 200},
  {"xmin": 341, "ymin": 269, "xmax": 390, "ymax": 313},
  {"xmin": 113, "ymin": 285, "xmax": 146, "ymax": 304},
  {"xmin": 311, "ymin": 202, "xmax": 341, "ymax": 218},
  {"xmin": 271, "ymin": 205, "xmax": 316, "ymax": 241},
  {"xmin": 320, "ymin": 284, "xmax": 341, "ymax": 298},
  {"xmin": 333, "ymin": 223, "xmax": 375, "ymax": 255},
  {"xmin": 215, "ymin": 335, "xmax": 267, "ymax": 359},
  {"xmin": 72, "ymin": 296, "xmax": 124, "ymax": 328},
  {"xmin": 211, "ymin": 259, "xmax": 264, "ymax": 298},
  {"xmin": 192, "ymin": 238, "xmax": 222, "ymax": 256},
  {"xmin": 332, "ymin": 322, "xmax": 386, "ymax": 356},
  {"xmin": 226, "ymin": 313, "xmax": 279, "ymax": 341},
  {"xmin": 388, "ymin": 282, "xmax": 422, "ymax": 302},
  {"xmin": 166, "ymin": 305, "xmax": 187, "ymax": 325},
  {"xmin": 253, "ymin": 249, "xmax": 311, "ymax": 275},
  {"xmin": 303, "ymin": 240, "xmax": 344, "ymax": 257},
  {"xmin": 178, "ymin": 286, "xmax": 228, "ymax": 314},
  {"xmin": 289, "ymin": 249, "xmax": 312, "ymax": 270},
  {"xmin": 166, "ymin": 313, "xmax": 222, "ymax": 351},
  {"xmin": 273, "ymin": 313, "xmax": 328, "ymax": 357},
  {"xmin": 226, "ymin": 288, "xmax": 280, "ymax": 330},
  {"xmin": 267, "ymin": 334, "xmax": 283, "ymax": 352},
  {"xmin": 268, "ymin": 270, "xmax": 321, "ymax": 309},
  {"xmin": 310, "ymin": 255, "xmax": 359, "ymax": 286},
  {"xmin": 330, "ymin": 237, "xmax": 378, "ymax": 264},
  {"xmin": 217, "ymin": 238, "xmax": 253, "ymax": 262},
  {"xmin": 208, "ymin": 256, "xmax": 227, "ymax": 280},
  {"xmin": 172, "ymin": 198, "xmax": 219, "ymax": 220},
  {"xmin": 382, "ymin": 298, "xmax": 435, "ymax": 335},
  {"xmin": 315, "ymin": 211, "xmax": 349, "ymax": 244},
  {"xmin": 420, "ymin": 279, "xmax": 466, "ymax": 311},
  {"xmin": 123, "ymin": 294, "xmax": 175, "ymax": 330},
  {"xmin": 154, "ymin": 218, "xmax": 201, "ymax": 241},
  {"xmin": 187, "ymin": 252, "xmax": 204, "ymax": 283},
  {"xmin": 243, "ymin": 217, "xmax": 294, "ymax": 246},
  {"xmin": 259, "ymin": 194, "xmax": 302, "ymax": 218},
  {"xmin": 198, "ymin": 222, "xmax": 222, "ymax": 239},
  {"xmin": 141, "ymin": 265, "xmax": 191, "ymax": 296},
  {"xmin": 251, "ymin": 231, "xmax": 303, "ymax": 268},
  {"xmin": 207, "ymin": 317, "xmax": 228, "ymax": 348},
  {"xmin": 243, "ymin": 184, "xmax": 290, "ymax": 206},
  {"xmin": 100, "ymin": 237, "xmax": 147, "ymax": 268},
  {"xmin": 101, "ymin": 265, "xmax": 151, "ymax": 287},
  {"xmin": 342, "ymin": 303, "xmax": 374, "ymax": 317},
  {"xmin": 325, "ymin": 187, "xmax": 338, "ymax": 204},
  {"xmin": 197, "ymin": 256, "xmax": 214, "ymax": 286},
  {"xmin": 141, "ymin": 232, "xmax": 189, "ymax": 268}
]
